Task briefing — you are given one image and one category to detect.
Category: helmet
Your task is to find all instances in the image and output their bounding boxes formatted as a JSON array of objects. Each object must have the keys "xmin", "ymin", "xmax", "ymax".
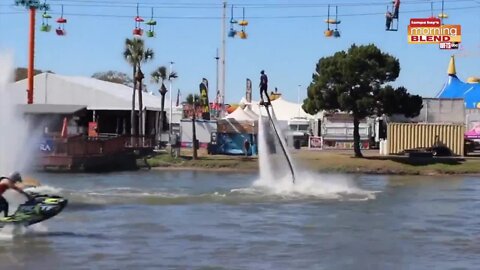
[{"xmin": 8, "ymin": 172, "xmax": 22, "ymax": 183}]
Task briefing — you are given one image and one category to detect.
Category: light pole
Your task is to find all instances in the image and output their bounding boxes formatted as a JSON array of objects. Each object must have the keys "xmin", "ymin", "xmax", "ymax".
[
  {"xmin": 220, "ymin": 1, "xmax": 227, "ymax": 117},
  {"xmin": 169, "ymin": 61, "xmax": 174, "ymax": 139},
  {"xmin": 297, "ymin": 84, "xmax": 302, "ymax": 117},
  {"xmin": 215, "ymin": 49, "xmax": 220, "ymax": 118}
]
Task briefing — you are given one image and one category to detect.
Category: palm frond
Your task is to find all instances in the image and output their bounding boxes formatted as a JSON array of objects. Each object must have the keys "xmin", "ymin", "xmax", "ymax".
[
  {"xmin": 168, "ymin": 71, "xmax": 178, "ymax": 80},
  {"xmin": 150, "ymin": 66, "xmax": 168, "ymax": 84}
]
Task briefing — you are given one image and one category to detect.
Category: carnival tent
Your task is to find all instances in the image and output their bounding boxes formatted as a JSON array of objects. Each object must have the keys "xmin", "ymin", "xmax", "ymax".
[
  {"xmin": 10, "ymin": 73, "xmax": 170, "ymax": 111},
  {"xmin": 437, "ymin": 56, "xmax": 480, "ymax": 109},
  {"xmin": 241, "ymin": 97, "xmax": 314, "ymax": 121}
]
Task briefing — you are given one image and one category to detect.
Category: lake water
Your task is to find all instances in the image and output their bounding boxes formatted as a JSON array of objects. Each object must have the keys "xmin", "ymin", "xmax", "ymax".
[{"xmin": 0, "ymin": 171, "xmax": 479, "ymax": 270}]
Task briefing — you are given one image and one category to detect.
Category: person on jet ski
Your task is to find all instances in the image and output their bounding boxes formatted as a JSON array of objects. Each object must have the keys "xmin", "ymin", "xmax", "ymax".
[{"xmin": 0, "ymin": 172, "xmax": 32, "ymax": 217}]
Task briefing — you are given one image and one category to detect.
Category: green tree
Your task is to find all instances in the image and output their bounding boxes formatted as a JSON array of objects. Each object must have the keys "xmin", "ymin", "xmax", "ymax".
[
  {"xmin": 151, "ymin": 66, "xmax": 178, "ymax": 138},
  {"xmin": 92, "ymin": 71, "xmax": 133, "ymax": 87},
  {"xmin": 123, "ymin": 38, "xmax": 154, "ymax": 136},
  {"xmin": 186, "ymin": 94, "xmax": 200, "ymax": 160},
  {"xmin": 303, "ymin": 44, "xmax": 423, "ymax": 157}
]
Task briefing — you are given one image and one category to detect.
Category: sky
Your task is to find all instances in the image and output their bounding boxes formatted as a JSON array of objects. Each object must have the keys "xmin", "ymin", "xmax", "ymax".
[{"xmin": 1, "ymin": 0, "xmax": 480, "ymax": 105}]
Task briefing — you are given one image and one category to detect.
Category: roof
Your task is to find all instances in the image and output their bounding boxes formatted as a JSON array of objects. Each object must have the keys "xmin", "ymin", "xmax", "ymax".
[
  {"xmin": 437, "ymin": 75, "xmax": 480, "ymax": 109},
  {"xmin": 225, "ymin": 106, "xmax": 258, "ymax": 121},
  {"xmin": 10, "ymin": 73, "xmax": 169, "ymax": 111},
  {"xmin": 241, "ymin": 97, "xmax": 314, "ymax": 121},
  {"xmin": 18, "ymin": 104, "xmax": 87, "ymax": 115}
]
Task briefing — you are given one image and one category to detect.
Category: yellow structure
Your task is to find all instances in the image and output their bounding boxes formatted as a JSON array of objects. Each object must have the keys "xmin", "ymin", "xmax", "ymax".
[
  {"xmin": 447, "ymin": 55, "xmax": 456, "ymax": 75},
  {"xmin": 467, "ymin": 77, "xmax": 480, "ymax": 83},
  {"xmin": 387, "ymin": 123, "xmax": 465, "ymax": 156}
]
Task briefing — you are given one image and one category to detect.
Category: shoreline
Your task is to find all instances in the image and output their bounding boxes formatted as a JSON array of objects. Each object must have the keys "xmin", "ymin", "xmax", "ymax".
[
  {"xmin": 146, "ymin": 149, "xmax": 480, "ymax": 176},
  {"xmin": 149, "ymin": 165, "xmax": 480, "ymax": 176}
]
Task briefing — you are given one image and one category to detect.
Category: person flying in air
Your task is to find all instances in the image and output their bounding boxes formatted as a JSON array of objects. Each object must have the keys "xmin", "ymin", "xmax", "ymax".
[
  {"xmin": 385, "ymin": 11, "xmax": 393, "ymax": 30},
  {"xmin": 0, "ymin": 172, "xmax": 32, "ymax": 217},
  {"xmin": 259, "ymin": 70, "xmax": 271, "ymax": 106},
  {"xmin": 393, "ymin": 0, "xmax": 400, "ymax": 19}
]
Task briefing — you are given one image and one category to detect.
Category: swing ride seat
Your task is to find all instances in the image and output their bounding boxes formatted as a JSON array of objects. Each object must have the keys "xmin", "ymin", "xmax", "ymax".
[
  {"xmin": 228, "ymin": 29, "xmax": 237, "ymax": 37},
  {"xmin": 135, "ymin": 16, "xmax": 144, "ymax": 22},
  {"xmin": 146, "ymin": 30, "xmax": 155, "ymax": 37},
  {"xmin": 133, "ymin": 28, "xmax": 143, "ymax": 36},
  {"xmin": 56, "ymin": 18, "xmax": 67, "ymax": 24},
  {"xmin": 238, "ymin": 20, "xmax": 248, "ymax": 26},
  {"xmin": 146, "ymin": 20, "xmax": 157, "ymax": 26},
  {"xmin": 325, "ymin": 19, "xmax": 341, "ymax": 24},
  {"xmin": 42, "ymin": 13, "xmax": 52, "ymax": 19},
  {"xmin": 238, "ymin": 30, "xmax": 247, "ymax": 39},
  {"xmin": 55, "ymin": 28, "xmax": 66, "ymax": 36},
  {"xmin": 40, "ymin": 24, "xmax": 51, "ymax": 32},
  {"xmin": 324, "ymin": 29, "xmax": 334, "ymax": 37}
]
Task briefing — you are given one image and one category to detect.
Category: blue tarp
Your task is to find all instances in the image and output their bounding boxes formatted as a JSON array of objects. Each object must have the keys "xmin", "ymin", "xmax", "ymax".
[
  {"xmin": 437, "ymin": 75, "xmax": 480, "ymax": 109},
  {"xmin": 216, "ymin": 133, "xmax": 256, "ymax": 156}
]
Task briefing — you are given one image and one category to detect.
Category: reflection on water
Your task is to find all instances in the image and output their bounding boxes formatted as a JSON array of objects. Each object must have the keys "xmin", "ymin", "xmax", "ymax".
[{"xmin": 0, "ymin": 171, "xmax": 478, "ymax": 269}]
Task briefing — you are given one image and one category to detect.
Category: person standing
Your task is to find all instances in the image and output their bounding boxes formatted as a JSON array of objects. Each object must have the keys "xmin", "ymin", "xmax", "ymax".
[{"xmin": 259, "ymin": 70, "xmax": 271, "ymax": 105}]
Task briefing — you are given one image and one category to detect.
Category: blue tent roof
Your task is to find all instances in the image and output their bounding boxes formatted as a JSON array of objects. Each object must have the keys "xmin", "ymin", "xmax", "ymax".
[{"xmin": 437, "ymin": 75, "xmax": 480, "ymax": 109}]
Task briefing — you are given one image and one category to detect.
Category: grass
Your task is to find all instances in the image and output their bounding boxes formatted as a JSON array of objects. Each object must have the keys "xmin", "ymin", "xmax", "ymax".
[{"xmin": 145, "ymin": 148, "xmax": 480, "ymax": 175}]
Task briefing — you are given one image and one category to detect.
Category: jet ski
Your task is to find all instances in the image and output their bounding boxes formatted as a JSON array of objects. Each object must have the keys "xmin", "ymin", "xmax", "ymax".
[{"xmin": 0, "ymin": 192, "xmax": 68, "ymax": 228}]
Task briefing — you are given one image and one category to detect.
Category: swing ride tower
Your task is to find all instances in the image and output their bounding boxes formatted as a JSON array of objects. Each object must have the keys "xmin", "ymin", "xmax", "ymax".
[{"xmin": 14, "ymin": 0, "xmax": 49, "ymax": 104}]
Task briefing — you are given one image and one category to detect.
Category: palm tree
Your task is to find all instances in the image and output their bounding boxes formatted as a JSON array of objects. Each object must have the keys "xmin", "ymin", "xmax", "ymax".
[
  {"xmin": 186, "ymin": 93, "xmax": 200, "ymax": 160},
  {"xmin": 123, "ymin": 38, "xmax": 154, "ymax": 136},
  {"xmin": 151, "ymin": 66, "xmax": 178, "ymax": 141}
]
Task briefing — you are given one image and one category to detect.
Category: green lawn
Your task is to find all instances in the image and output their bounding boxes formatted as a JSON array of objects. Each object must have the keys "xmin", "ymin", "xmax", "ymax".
[{"xmin": 146, "ymin": 149, "xmax": 480, "ymax": 175}]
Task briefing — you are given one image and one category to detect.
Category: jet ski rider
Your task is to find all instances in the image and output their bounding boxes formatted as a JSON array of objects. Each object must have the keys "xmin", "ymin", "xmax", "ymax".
[{"xmin": 0, "ymin": 172, "xmax": 32, "ymax": 217}]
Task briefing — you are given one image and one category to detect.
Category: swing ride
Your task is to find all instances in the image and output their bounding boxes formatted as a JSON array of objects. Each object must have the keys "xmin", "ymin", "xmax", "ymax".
[
  {"xmin": 133, "ymin": 3, "xmax": 144, "ymax": 37},
  {"xmin": 228, "ymin": 6, "xmax": 248, "ymax": 39},
  {"xmin": 324, "ymin": 5, "xmax": 341, "ymax": 38},
  {"xmin": 145, "ymin": 8, "xmax": 157, "ymax": 38},
  {"xmin": 28, "ymin": 1, "xmax": 458, "ymax": 40},
  {"xmin": 55, "ymin": 5, "xmax": 67, "ymax": 36},
  {"xmin": 40, "ymin": 10, "xmax": 51, "ymax": 32}
]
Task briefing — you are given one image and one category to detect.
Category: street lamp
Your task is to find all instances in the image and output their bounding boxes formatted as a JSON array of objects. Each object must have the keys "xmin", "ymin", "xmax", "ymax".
[
  {"xmin": 169, "ymin": 61, "xmax": 174, "ymax": 139},
  {"xmin": 297, "ymin": 84, "xmax": 302, "ymax": 117}
]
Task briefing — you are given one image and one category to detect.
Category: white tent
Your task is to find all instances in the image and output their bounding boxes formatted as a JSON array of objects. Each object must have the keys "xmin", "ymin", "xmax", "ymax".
[
  {"xmin": 226, "ymin": 106, "xmax": 258, "ymax": 121},
  {"xmin": 242, "ymin": 97, "xmax": 314, "ymax": 121},
  {"xmin": 10, "ymin": 73, "xmax": 170, "ymax": 111}
]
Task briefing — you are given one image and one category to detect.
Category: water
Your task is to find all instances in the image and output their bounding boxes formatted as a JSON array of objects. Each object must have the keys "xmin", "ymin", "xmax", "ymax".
[
  {"xmin": 0, "ymin": 171, "xmax": 478, "ymax": 269},
  {"xmin": 0, "ymin": 53, "xmax": 35, "ymax": 176},
  {"xmin": 257, "ymin": 105, "xmax": 297, "ymax": 184}
]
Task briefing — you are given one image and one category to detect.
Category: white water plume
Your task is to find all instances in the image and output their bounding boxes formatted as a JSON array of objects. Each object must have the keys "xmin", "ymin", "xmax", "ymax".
[
  {"xmin": 0, "ymin": 52, "xmax": 37, "ymax": 176},
  {"xmin": 256, "ymin": 105, "xmax": 375, "ymax": 199}
]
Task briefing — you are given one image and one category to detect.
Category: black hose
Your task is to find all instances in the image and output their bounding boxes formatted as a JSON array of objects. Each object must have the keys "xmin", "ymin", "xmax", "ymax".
[{"xmin": 264, "ymin": 106, "xmax": 296, "ymax": 184}]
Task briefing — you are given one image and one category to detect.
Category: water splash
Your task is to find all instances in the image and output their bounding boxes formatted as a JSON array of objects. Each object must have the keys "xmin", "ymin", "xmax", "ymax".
[
  {"xmin": 258, "ymin": 107, "xmax": 297, "ymax": 182},
  {"xmin": 256, "ymin": 105, "xmax": 375, "ymax": 200},
  {"xmin": 0, "ymin": 52, "xmax": 37, "ymax": 176}
]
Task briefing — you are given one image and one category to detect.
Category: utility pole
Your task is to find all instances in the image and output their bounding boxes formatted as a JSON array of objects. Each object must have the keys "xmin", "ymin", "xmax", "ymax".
[{"xmin": 220, "ymin": 1, "xmax": 227, "ymax": 117}]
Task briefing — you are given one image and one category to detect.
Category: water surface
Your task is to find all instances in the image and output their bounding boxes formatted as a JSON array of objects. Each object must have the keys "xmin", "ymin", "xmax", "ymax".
[{"xmin": 0, "ymin": 171, "xmax": 478, "ymax": 270}]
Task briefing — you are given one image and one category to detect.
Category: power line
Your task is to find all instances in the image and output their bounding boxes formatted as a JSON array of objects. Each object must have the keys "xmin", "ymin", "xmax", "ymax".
[
  {"xmin": 2, "ymin": 5, "xmax": 480, "ymax": 20},
  {"xmin": 3, "ymin": 0, "xmax": 478, "ymax": 9}
]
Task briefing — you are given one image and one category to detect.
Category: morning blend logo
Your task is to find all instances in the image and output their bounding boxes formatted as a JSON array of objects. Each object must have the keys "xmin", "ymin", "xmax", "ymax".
[{"xmin": 408, "ymin": 18, "xmax": 461, "ymax": 50}]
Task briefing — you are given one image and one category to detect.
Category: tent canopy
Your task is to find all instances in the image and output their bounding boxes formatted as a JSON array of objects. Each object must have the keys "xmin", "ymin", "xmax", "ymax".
[
  {"xmin": 10, "ymin": 73, "xmax": 169, "ymax": 111},
  {"xmin": 437, "ymin": 56, "xmax": 480, "ymax": 109},
  {"xmin": 241, "ymin": 97, "xmax": 313, "ymax": 121}
]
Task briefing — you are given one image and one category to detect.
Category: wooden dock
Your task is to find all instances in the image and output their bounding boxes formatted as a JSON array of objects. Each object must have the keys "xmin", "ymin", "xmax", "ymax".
[{"xmin": 39, "ymin": 134, "xmax": 154, "ymax": 172}]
